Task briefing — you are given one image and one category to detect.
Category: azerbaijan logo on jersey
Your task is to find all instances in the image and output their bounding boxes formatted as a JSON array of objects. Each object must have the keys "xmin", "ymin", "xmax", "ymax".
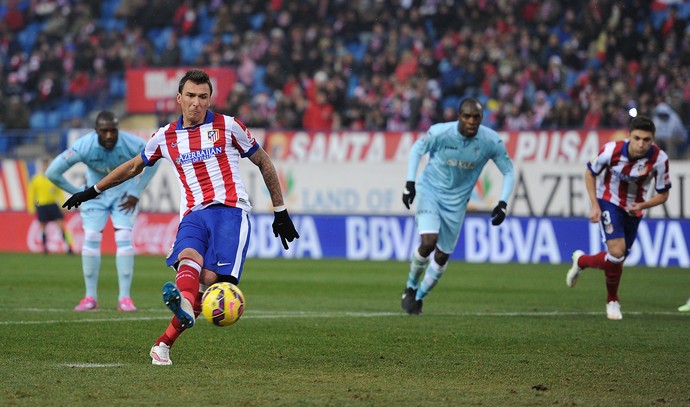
[
  {"xmin": 175, "ymin": 146, "xmax": 223, "ymax": 165},
  {"xmin": 207, "ymin": 129, "xmax": 220, "ymax": 143}
]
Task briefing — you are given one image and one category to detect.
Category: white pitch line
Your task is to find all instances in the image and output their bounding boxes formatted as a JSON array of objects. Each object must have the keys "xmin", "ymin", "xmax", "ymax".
[
  {"xmin": 0, "ymin": 310, "xmax": 685, "ymax": 325},
  {"xmin": 63, "ymin": 363, "xmax": 123, "ymax": 368}
]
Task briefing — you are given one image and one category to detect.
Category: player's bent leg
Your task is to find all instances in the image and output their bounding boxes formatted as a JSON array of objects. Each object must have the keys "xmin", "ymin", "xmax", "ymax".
[
  {"xmin": 407, "ymin": 248, "xmax": 430, "ymax": 290},
  {"xmin": 410, "ymin": 257, "xmax": 448, "ymax": 315},
  {"xmin": 402, "ymin": 248, "xmax": 430, "ymax": 313},
  {"xmin": 418, "ymin": 258, "xmax": 447, "ymax": 299}
]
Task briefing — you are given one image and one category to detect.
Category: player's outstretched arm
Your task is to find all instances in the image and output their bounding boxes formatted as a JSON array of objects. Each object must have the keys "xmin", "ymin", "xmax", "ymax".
[{"xmin": 63, "ymin": 155, "xmax": 146, "ymax": 210}]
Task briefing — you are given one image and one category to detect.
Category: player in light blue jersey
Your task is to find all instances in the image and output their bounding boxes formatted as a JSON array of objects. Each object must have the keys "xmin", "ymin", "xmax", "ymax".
[
  {"xmin": 400, "ymin": 98, "xmax": 515, "ymax": 315},
  {"xmin": 46, "ymin": 111, "xmax": 160, "ymax": 312}
]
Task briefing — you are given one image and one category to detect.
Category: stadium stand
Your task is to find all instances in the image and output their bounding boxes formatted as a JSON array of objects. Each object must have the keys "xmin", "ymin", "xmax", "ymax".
[{"xmin": 0, "ymin": 0, "xmax": 689, "ymax": 158}]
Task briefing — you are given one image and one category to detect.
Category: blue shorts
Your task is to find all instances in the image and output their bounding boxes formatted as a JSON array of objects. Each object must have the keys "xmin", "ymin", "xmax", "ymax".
[
  {"xmin": 597, "ymin": 199, "xmax": 641, "ymax": 255},
  {"xmin": 415, "ymin": 190, "xmax": 467, "ymax": 254},
  {"xmin": 166, "ymin": 205, "xmax": 251, "ymax": 284},
  {"xmin": 80, "ymin": 190, "xmax": 138, "ymax": 231},
  {"xmin": 36, "ymin": 204, "xmax": 64, "ymax": 223}
]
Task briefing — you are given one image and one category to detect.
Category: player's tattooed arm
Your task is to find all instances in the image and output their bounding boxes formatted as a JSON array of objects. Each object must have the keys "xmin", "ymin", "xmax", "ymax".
[{"xmin": 249, "ymin": 147, "xmax": 284, "ymax": 208}]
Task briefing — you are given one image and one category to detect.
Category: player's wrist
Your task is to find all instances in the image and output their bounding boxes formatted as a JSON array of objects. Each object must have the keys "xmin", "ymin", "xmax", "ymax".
[{"xmin": 274, "ymin": 205, "xmax": 287, "ymax": 212}]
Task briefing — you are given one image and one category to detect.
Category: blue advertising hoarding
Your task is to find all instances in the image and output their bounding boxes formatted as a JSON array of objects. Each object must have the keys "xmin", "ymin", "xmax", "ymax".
[{"xmin": 246, "ymin": 214, "xmax": 690, "ymax": 268}]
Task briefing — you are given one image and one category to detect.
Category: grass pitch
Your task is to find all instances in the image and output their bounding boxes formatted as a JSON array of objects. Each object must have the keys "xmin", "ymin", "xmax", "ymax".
[{"xmin": 0, "ymin": 253, "xmax": 688, "ymax": 406}]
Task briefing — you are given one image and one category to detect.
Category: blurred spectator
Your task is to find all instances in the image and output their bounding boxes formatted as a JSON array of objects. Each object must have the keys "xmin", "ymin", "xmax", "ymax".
[
  {"xmin": 3, "ymin": 0, "xmax": 25, "ymax": 33},
  {"xmin": 2, "ymin": 94, "xmax": 30, "ymax": 129},
  {"xmin": 173, "ymin": 0, "xmax": 198, "ymax": 37},
  {"xmin": 0, "ymin": 0, "xmax": 688, "ymax": 151},
  {"xmin": 66, "ymin": 70, "xmax": 91, "ymax": 99},
  {"xmin": 155, "ymin": 31, "xmax": 181, "ymax": 67},
  {"xmin": 302, "ymin": 90, "xmax": 335, "ymax": 131},
  {"xmin": 652, "ymin": 102, "xmax": 688, "ymax": 159}
]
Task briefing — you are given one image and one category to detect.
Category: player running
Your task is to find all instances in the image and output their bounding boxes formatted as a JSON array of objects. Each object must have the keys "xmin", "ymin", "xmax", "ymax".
[
  {"xmin": 566, "ymin": 116, "xmax": 671, "ymax": 320},
  {"xmin": 400, "ymin": 98, "xmax": 515, "ymax": 315}
]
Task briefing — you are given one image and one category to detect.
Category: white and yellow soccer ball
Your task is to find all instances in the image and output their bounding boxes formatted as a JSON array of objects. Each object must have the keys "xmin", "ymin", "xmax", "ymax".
[{"xmin": 201, "ymin": 282, "xmax": 245, "ymax": 326}]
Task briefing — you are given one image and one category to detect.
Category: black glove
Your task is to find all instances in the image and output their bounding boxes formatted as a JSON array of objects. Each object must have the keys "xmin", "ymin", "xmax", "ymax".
[
  {"xmin": 402, "ymin": 181, "xmax": 416, "ymax": 210},
  {"xmin": 272, "ymin": 209, "xmax": 299, "ymax": 250},
  {"xmin": 491, "ymin": 200, "xmax": 507, "ymax": 226},
  {"xmin": 63, "ymin": 186, "xmax": 100, "ymax": 210}
]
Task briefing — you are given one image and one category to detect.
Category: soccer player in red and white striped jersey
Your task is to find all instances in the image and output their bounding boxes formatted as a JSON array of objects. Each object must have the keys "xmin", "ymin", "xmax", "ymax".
[
  {"xmin": 63, "ymin": 69, "xmax": 299, "ymax": 364},
  {"xmin": 566, "ymin": 116, "xmax": 671, "ymax": 320}
]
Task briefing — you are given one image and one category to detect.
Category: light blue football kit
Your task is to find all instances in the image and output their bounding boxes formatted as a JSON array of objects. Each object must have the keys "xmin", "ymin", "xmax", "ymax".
[
  {"xmin": 408, "ymin": 122, "xmax": 514, "ymax": 252},
  {"xmin": 406, "ymin": 122, "xmax": 515, "ymax": 300},
  {"xmin": 46, "ymin": 131, "xmax": 159, "ymax": 302}
]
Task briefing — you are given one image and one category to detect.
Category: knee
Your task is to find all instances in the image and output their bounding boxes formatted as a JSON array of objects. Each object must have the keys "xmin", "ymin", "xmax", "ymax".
[
  {"xmin": 418, "ymin": 236, "xmax": 438, "ymax": 256},
  {"xmin": 115, "ymin": 229, "xmax": 134, "ymax": 255},
  {"xmin": 434, "ymin": 250, "xmax": 449, "ymax": 266},
  {"xmin": 607, "ymin": 247, "xmax": 626, "ymax": 261},
  {"xmin": 179, "ymin": 248, "xmax": 203, "ymax": 267},
  {"xmin": 82, "ymin": 230, "xmax": 102, "ymax": 256}
]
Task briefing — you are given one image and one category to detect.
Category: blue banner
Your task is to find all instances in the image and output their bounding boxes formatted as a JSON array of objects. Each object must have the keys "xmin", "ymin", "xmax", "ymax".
[{"xmin": 246, "ymin": 214, "xmax": 690, "ymax": 267}]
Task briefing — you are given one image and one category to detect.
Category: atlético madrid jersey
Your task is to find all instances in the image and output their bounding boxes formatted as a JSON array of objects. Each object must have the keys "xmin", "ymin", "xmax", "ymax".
[
  {"xmin": 142, "ymin": 111, "xmax": 258, "ymax": 218},
  {"xmin": 587, "ymin": 140, "xmax": 671, "ymax": 212}
]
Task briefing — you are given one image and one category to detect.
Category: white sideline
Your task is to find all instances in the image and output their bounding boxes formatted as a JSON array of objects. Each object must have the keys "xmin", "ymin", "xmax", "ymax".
[{"xmin": 0, "ymin": 309, "xmax": 685, "ymax": 325}]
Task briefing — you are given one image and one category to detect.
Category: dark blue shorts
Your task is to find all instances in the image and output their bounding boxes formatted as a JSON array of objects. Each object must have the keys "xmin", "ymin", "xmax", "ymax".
[
  {"xmin": 597, "ymin": 199, "xmax": 641, "ymax": 255},
  {"xmin": 36, "ymin": 204, "xmax": 64, "ymax": 223},
  {"xmin": 166, "ymin": 205, "xmax": 251, "ymax": 283}
]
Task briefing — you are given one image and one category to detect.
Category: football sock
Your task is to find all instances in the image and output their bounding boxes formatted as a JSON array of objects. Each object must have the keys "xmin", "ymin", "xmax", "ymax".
[
  {"xmin": 158, "ymin": 291, "xmax": 204, "ymax": 347},
  {"xmin": 115, "ymin": 243, "xmax": 135, "ymax": 300},
  {"xmin": 407, "ymin": 249, "xmax": 430, "ymax": 289},
  {"xmin": 579, "ymin": 251, "xmax": 607, "ymax": 269},
  {"xmin": 604, "ymin": 253, "xmax": 624, "ymax": 302},
  {"xmin": 176, "ymin": 257, "xmax": 202, "ymax": 306},
  {"xmin": 41, "ymin": 230, "xmax": 47, "ymax": 252},
  {"xmin": 82, "ymin": 240, "xmax": 101, "ymax": 299},
  {"xmin": 417, "ymin": 259, "xmax": 447, "ymax": 300}
]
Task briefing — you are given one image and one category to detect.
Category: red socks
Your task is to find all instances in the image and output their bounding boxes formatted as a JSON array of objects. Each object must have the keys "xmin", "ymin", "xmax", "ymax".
[
  {"xmin": 578, "ymin": 251, "xmax": 622, "ymax": 303},
  {"xmin": 156, "ymin": 291, "xmax": 204, "ymax": 347},
  {"xmin": 603, "ymin": 261, "xmax": 622, "ymax": 302},
  {"xmin": 156, "ymin": 258, "xmax": 203, "ymax": 347},
  {"xmin": 578, "ymin": 251, "xmax": 606, "ymax": 269},
  {"xmin": 175, "ymin": 257, "xmax": 201, "ymax": 305}
]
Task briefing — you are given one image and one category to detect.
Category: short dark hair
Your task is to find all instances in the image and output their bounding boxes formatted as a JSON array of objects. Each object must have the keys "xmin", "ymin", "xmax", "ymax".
[
  {"xmin": 459, "ymin": 97, "xmax": 482, "ymax": 111},
  {"xmin": 95, "ymin": 110, "xmax": 117, "ymax": 125},
  {"xmin": 629, "ymin": 115, "xmax": 655, "ymax": 135},
  {"xmin": 178, "ymin": 69, "xmax": 213, "ymax": 95}
]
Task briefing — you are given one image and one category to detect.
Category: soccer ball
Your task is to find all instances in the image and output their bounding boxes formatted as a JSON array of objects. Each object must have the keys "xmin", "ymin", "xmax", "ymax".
[{"xmin": 201, "ymin": 282, "xmax": 245, "ymax": 326}]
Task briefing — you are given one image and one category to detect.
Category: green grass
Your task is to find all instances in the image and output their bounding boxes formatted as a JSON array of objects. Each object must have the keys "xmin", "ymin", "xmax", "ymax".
[{"xmin": 0, "ymin": 253, "xmax": 688, "ymax": 406}]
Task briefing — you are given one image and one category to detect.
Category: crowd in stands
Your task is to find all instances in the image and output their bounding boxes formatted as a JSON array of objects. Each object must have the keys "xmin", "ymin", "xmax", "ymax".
[{"xmin": 1, "ymin": 0, "xmax": 690, "ymax": 157}]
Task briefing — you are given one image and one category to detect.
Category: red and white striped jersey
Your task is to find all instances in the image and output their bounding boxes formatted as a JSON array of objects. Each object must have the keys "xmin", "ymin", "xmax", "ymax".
[
  {"xmin": 587, "ymin": 140, "xmax": 671, "ymax": 212},
  {"xmin": 141, "ymin": 111, "xmax": 258, "ymax": 218}
]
